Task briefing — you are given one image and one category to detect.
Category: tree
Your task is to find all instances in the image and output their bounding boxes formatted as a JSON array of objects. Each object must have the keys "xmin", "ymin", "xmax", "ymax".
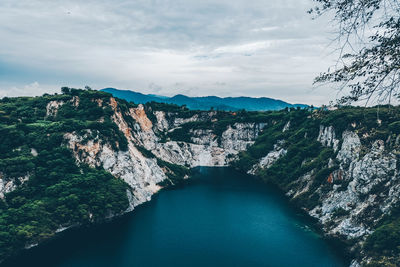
[
  {"xmin": 310, "ymin": 0, "xmax": 400, "ymax": 105},
  {"xmin": 61, "ymin": 87, "xmax": 70, "ymax": 94}
]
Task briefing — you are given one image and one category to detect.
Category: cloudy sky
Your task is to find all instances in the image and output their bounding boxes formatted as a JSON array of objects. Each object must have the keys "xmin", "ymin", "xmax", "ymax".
[{"xmin": 0, "ymin": 0, "xmax": 339, "ymax": 105}]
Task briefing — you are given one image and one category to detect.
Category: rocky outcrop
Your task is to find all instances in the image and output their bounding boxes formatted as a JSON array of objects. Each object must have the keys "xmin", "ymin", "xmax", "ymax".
[
  {"xmin": 149, "ymin": 122, "xmax": 263, "ymax": 167},
  {"xmin": 154, "ymin": 111, "xmax": 169, "ymax": 131},
  {"xmin": 336, "ymin": 131, "xmax": 361, "ymax": 165},
  {"xmin": 0, "ymin": 173, "xmax": 29, "ymax": 199},
  {"xmin": 248, "ymin": 141, "xmax": 287, "ymax": 175},
  {"xmin": 129, "ymin": 104, "xmax": 153, "ymax": 132},
  {"xmin": 318, "ymin": 125, "xmax": 340, "ymax": 152},
  {"xmin": 310, "ymin": 130, "xmax": 397, "ymax": 239},
  {"xmin": 46, "ymin": 100, "xmax": 64, "ymax": 117},
  {"xmin": 63, "ymin": 99, "xmax": 166, "ymax": 210},
  {"xmin": 64, "ymin": 131, "xmax": 165, "ymax": 209},
  {"xmin": 125, "ymin": 108, "xmax": 265, "ymax": 167},
  {"xmin": 221, "ymin": 123, "xmax": 265, "ymax": 152},
  {"xmin": 46, "ymin": 96, "xmax": 80, "ymax": 117},
  {"xmin": 63, "ymin": 98, "xmax": 263, "ymax": 211},
  {"xmin": 153, "ymin": 142, "xmax": 228, "ymax": 167},
  {"xmin": 0, "ymin": 175, "xmax": 15, "ymax": 199}
]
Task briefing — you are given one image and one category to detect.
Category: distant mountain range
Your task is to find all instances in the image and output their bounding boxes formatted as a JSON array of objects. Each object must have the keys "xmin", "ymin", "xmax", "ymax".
[{"xmin": 101, "ymin": 88, "xmax": 308, "ymax": 111}]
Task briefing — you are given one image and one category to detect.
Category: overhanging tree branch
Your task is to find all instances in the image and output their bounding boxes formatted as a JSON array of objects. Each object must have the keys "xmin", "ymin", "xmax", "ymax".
[{"xmin": 310, "ymin": 0, "xmax": 400, "ymax": 105}]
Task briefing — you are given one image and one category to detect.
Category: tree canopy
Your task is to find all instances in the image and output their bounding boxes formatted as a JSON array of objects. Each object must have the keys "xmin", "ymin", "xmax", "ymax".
[{"xmin": 310, "ymin": 0, "xmax": 400, "ymax": 105}]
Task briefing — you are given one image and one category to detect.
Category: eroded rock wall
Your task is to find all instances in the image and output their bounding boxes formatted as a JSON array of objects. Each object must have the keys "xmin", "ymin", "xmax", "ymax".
[{"xmin": 63, "ymin": 99, "xmax": 263, "ymax": 211}]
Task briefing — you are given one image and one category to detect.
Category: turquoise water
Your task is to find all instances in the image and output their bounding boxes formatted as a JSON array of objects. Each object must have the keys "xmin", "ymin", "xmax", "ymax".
[{"xmin": 3, "ymin": 167, "xmax": 348, "ymax": 267}]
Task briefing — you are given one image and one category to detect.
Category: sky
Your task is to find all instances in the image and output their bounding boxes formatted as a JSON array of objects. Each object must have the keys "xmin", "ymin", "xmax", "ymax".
[{"xmin": 0, "ymin": 0, "xmax": 340, "ymax": 105}]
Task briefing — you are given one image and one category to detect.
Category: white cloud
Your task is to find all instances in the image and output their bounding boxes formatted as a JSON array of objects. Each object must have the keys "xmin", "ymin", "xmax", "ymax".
[
  {"xmin": 0, "ymin": 0, "xmax": 338, "ymax": 105},
  {"xmin": 0, "ymin": 82, "xmax": 59, "ymax": 98},
  {"xmin": 213, "ymin": 41, "xmax": 274, "ymax": 54},
  {"xmin": 251, "ymin": 26, "xmax": 280, "ymax": 33}
]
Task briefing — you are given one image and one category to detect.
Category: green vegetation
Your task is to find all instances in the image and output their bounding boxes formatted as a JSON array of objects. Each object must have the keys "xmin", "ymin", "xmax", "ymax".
[
  {"xmin": 332, "ymin": 208, "xmax": 350, "ymax": 217},
  {"xmin": 157, "ymin": 159, "xmax": 191, "ymax": 186},
  {"xmin": 233, "ymin": 108, "xmax": 322, "ymax": 171},
  {"xmin": 234, "ymin": 106, "xmax": 400, "ymax": 178},
  {"xmin": 145, "ymin": 101, "xmax": 196, "ymax": 116},
  {"xmin": 0, "ymin": 89, "xmax": 130, "ymax": 261},
  {"xmin": 364, "ymin": 204, "xmax": 400, "ymax": 264},
  {"xmin": 365, "ymin": 219, "xmax": 400, "ymax": 255},
  {"xmin": 318, "ymin": 106, "xmax": 400, "ymax": 142},
  {"xmin": 311, "ymin": 0, "xmax": 400, "ymax": 106}
]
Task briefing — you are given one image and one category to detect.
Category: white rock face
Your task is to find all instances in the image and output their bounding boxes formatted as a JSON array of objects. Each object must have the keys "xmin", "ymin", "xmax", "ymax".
[
  {"xmin": 282, "ymin": 121, "xmax": 290, "ymax": 132},
  {"xmin": 153, "ymin": 123, "xmax": 263, "ymax": 167},
  {"xmin": 62, "ymin": 98, "xmax": 170, "ymax": 210},
  {"xmin": 0, "ymin": 173, "xmax": 29, "ymax": 199},
  {"xmin": 173, "ymin": 114, "xmax": 199, "ymax": 127},
  {"xmin": 248, "ymin": 142, "xmax": 287, "ymax": 175},
  {"xmin": 30, "ymin": 148, "xmax": 38, "ymax": 157},
  {"xmin": 318, "ymin": 125, "xmax": 340, "ymax": 151},
  {"xmin": 189, "ymin": 129, "xmax": 218, "ymax": 146},
  {"xmin": 350, "ymin": 260, "xmax": 361, "ymax": 267},
  {"xmin": 0, "ymin": 176, "xmax": 13, "ymax": 199},
  {"xmin": 152, "ymin": 141, "xmax": 228, "ymax": 167},
  {"xmin": 46, "ymin": 97, "xmax": 80, "ymax": 117},
  {"xmin": 46, "ymin": 100, "xmax": 64, "ymax": 117},
  {"xmin": 310, "ymin": 132, "xmax": 397, "ymax": 239},
  {"xmin": 65, "ymin": 132, "xmax": 166, "ymax": 209},
  {"xmin": 131, "ymin": 111, "xmax": 265, "ymax": 167},
  {"xmin": 154, "ymin": 111, "xmax": 169, "ymax": 131},
  {"xmin": 349, "ymin": 140, "xmax": 395, "ymax": 194},
  {"xmin": 221, "ymin": 123, "xmax": 264, "ymax": 153},
  {"xmin": 337, "ymin": 131, "xmax": 361, "ymax": 165}
]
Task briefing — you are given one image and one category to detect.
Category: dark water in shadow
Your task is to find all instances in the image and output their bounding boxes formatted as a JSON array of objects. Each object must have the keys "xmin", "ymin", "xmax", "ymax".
[{"xmin": 2, "ymin": 167, "xmax": 348, "ymax": 267}]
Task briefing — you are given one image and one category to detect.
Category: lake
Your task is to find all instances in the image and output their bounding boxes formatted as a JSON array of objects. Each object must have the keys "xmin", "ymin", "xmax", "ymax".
[{"xmin": 2, "ymin": 167, "xmax": 348, "ymax": 267}]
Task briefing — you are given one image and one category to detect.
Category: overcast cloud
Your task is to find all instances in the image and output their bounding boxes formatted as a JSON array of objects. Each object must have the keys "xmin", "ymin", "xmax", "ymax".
[{"xmin": 0, "ymin": 0, "xmax": 339, "ymax": 105}]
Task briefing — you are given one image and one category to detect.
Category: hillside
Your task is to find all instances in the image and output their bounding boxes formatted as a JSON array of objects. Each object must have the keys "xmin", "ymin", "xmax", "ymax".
[
  {"xmin": 0, "ymin": 88, "xmax": 400, "ymax": 266},
  {"xmin": 101, "ymin": 88, "xmax": 308, "ymax": 111}
]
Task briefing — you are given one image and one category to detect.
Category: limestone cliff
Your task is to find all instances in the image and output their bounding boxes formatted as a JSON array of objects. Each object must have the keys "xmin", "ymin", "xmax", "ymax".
[{"xmin": 61, "ymin": 98, "xmax": 263, "ymax": 212}]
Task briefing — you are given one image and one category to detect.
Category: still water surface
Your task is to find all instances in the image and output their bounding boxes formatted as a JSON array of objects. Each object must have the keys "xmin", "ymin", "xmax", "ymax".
[{"xmin": 3, "ymin": 167, "xmax": 348, "ymax": 267}]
